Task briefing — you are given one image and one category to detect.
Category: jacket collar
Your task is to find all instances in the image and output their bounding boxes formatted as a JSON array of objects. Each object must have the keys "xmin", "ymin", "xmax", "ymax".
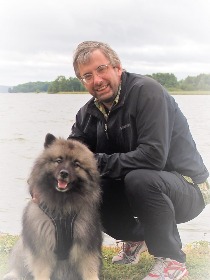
[{"xmin": 86, "ymin": 71, "xmax": 128, "ymax": 118}]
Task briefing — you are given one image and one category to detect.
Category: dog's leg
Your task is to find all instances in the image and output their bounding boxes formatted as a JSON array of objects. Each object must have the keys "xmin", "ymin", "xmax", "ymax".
[
  {"xmin": 80, "ymin": 258, "xmax": 100, "ymax": 280},
  {"xmin": 33, "ymin": 266, "xmax": 51, "ymax": 280},
  {"xmin": 71, "ymin": 246, "xmax": 101, "ymax": 280},
  {"xmin": 82, "ymin": 268, "xmax": 100, "ymax": 280},
  {"xmin": 28, "ymin": 258, "xmax": 52, "ymax": 280}
]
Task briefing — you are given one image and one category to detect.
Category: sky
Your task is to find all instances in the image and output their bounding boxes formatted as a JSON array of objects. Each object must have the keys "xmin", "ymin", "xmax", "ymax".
[{"xmin": 1, "ymin": 0, "xmax": 210, "ymax": 86}]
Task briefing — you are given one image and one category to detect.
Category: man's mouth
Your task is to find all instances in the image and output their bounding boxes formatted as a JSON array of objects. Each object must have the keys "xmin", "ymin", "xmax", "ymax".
[{"xmin": 96, "ymin": 84, "xmax": 109, "ymax": 92}]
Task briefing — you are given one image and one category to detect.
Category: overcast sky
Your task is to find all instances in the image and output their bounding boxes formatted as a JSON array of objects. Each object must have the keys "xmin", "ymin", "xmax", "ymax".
[{"xmin": 1, "ymin": 0, "xmax": 210, "ymax": 86}]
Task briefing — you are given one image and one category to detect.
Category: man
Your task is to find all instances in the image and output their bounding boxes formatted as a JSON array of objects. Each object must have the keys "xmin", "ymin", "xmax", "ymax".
[{"xmin": 68, "ymin": 41, "xmax": 209, "ymax": 280}]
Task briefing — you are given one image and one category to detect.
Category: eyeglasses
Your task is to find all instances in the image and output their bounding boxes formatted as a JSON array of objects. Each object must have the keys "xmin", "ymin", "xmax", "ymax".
[{"xmin": 80, "ymin": 63, "xmax": 112, "ymax": 84}]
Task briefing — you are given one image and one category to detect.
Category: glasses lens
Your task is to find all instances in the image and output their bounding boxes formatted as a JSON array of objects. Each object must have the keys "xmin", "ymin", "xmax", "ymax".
[
  {"xmin": 82, "ymin": 74, "xmax": 93, "ymax": 84},
  {"xmin": 81, "ymin": 64, "xmax": 109, "ymax": 84},
  {"xmin": 96, "ymin": 64, "xmax": 109, "ymax": 75}
]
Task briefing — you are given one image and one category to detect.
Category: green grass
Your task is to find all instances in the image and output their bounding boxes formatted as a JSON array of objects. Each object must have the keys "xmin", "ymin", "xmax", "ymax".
[
  {"xmin": 0, "ymin": 234, "xmax": 19, "ymax": 279},
  {"xmin": 101, "ymin": 241, "xmax": 210, "ymax": 279},
  {"xmin": 1, "ymin": 234, "xmax": 210, "ymax": 279}
]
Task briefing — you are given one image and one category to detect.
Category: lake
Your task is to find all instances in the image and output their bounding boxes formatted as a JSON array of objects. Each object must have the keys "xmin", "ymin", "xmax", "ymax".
[{"xmin": 0, "ymin": 92, "xmax": 210, "ymax": 246}]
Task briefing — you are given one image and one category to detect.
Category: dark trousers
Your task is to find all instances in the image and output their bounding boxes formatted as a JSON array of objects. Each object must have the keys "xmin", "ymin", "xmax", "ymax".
[{"xmin": 100, "ymin": 170, "xmax": 205, "ymax": 262}]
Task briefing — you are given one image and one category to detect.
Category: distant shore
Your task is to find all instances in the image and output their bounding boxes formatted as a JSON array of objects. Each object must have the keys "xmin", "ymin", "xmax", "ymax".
[
  {"xmin": 52, "ymin": 90, "xmax": 210, "ymax": 95},
  {"xmin": 170, "ymin": 90, "xmax": 210, "ymax": 95},
  {"xmin": 1, "ymin": 90, "xmax": 210, "ymax": 95}
]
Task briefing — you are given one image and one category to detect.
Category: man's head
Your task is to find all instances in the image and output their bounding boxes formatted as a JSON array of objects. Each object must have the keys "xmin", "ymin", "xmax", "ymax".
[
  {"xmin": 73, "ymin": 41, "xmax": 123, "ymax": 108},
  {"xmin": 73, "ymin": 41, "xmax": 121, "ymax": 78}
]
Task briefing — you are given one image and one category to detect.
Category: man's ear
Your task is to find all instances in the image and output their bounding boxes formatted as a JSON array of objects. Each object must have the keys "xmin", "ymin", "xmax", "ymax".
[
  {"xmin": 44, "ymin": 133, "xmax": 56, "ymax": 148},
  {"xmin": 114, "ymin": 64, "xmax": 123, "ymax": 77}
]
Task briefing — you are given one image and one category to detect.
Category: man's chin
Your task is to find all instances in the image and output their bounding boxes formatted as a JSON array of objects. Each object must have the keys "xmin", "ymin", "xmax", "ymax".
[{"xmin": 97, "ymin": 92, "xmax": 117, "ymax": 104}]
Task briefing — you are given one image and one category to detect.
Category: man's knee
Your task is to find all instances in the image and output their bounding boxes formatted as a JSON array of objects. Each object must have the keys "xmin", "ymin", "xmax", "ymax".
[{"xmin": 124, "ymin": 169, "xmax": 162, "ymax": 193}]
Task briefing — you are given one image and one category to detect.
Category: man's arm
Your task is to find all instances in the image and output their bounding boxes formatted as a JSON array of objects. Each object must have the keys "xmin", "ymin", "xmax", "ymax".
[{"xmin": 96, "ymin": 82, "xmax": 176, "ymax": 178}]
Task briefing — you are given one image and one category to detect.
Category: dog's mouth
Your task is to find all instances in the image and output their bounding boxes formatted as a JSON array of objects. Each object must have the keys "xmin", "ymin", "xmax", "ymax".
[{"xmin": 56, "ymin": 179, "xmax": 70, "ymax": 192}]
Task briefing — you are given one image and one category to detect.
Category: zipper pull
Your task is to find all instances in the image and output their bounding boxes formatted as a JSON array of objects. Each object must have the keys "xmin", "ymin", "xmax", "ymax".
[{"xmin": 104, "ymin": 123, "xmax": 109, "ymax": 139}]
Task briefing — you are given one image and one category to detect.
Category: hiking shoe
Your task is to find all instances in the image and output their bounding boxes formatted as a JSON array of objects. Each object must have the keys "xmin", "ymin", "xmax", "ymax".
[
  {"xmin": 143, "ymin": 257, "xmax": 188, "ymax": 279},
  {"xmin": 112, "ymin": 241, "xmax": 147, "ymax": 265}
]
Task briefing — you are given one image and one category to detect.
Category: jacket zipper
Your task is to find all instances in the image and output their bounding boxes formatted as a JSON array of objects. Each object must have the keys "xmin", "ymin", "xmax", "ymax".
[
  {"xmin": 104, "ymin": 110, "xmax": 111, "ymax": 140},
  {"xmin": 104, "ymin": 122, "xmax": 109, "ymax": 139}
]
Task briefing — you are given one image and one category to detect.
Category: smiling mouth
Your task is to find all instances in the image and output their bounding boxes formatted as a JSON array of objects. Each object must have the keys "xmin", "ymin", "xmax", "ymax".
[
  {"xmin": 96, "ymin": 84, "xmax": 109, "ymax": 92},
  {"xmin": 56, "ymin": 179, "xmax": 70, "ymax": 192}
]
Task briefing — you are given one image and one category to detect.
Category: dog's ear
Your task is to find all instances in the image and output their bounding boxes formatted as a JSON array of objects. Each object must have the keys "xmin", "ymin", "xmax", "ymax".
[{"xmin": 44, "ymin": 133, "xmax": 56, "ymax": 148}]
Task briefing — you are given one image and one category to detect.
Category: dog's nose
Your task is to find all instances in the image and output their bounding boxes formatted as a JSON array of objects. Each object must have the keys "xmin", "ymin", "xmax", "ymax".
[{"xmin": 60, "ymin": 170, "xmax": 69, "ymax": 179}]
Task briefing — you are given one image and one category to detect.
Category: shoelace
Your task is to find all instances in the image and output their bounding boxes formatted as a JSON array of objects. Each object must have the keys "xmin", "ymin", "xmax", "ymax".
[
  {"xmin": 149, "ymin": 258, "xmax": 168, "ymax": 277},
  {"xmin": 116, "ymin": 241, "xmax": 140, "ymax": 262},
  {"xmin": 117, "ymin": 241, "xmax": 137, "ymax": 254}
]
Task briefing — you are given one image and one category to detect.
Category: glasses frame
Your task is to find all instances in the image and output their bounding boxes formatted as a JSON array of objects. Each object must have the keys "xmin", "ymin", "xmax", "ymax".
[{"xmin": 80, "ymin": 63, "xmax": 112, "ymax": 84}]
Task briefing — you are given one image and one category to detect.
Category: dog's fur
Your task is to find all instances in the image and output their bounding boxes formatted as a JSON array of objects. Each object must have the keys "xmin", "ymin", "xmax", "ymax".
[{"xmin": 3, "ymin": 134, "xmax": 102, "ymax": 280}]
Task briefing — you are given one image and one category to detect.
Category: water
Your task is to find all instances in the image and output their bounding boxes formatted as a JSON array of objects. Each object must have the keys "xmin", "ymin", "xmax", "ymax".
[{"xmin": 0, "ymin": 93, "xmax": 210, "ymax": 246}]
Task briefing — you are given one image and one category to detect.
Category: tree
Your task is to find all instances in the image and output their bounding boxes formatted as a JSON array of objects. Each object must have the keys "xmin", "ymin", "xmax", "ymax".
[
  {"xmin": 71, "ymin": 77, "xmax": 86, "ymax": 91},
  {"xmin": 11, "ymin": 81, "xmax": 51, "ymax": 93},
  {"xmin": 179, "ymin": 74, "xmax": 210, "ymax": 90},
  {"xmin": 47, "ymin": 76, "xmax": 86, "ymax": 93},
  {"xmin": 150, "ymin": 73, "xmax": 178, "ymax": 88}
]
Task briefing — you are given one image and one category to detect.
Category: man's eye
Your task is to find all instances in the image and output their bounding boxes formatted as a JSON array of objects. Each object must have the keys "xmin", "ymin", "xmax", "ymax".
[
  {"xmin": 97, "ymin": 65, "xmax": 106, "ymax": 74},
  {"xmin": 84, "ymin": 74, "xmax": 92, "ymax": 81}
]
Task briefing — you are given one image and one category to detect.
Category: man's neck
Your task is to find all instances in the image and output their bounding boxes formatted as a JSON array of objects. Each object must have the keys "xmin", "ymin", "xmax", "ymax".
[
  {"xmin": 102, "ymin": 101, "xmax": 113, "ymax": 111},
  {"xmin": 94, "ymin": 84, "xmax": 121, "ymax": 118}
]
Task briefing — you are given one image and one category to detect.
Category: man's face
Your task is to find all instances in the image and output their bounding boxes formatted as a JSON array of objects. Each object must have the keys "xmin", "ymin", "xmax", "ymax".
[{"xmin": 78, "ymin": 49, "xmax": 122, "ymax": 107}]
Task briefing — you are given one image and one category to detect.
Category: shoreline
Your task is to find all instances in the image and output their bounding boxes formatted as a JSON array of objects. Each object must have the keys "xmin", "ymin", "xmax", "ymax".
[{"xmin": 1, "ymin": 90, "xmax": 210, "ymax": 95}]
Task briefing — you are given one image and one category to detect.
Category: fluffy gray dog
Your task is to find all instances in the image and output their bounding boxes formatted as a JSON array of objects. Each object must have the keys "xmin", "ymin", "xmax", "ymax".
[{"xmin": 4, "ymin": 133, "xmax": 102, "ymax": 280}]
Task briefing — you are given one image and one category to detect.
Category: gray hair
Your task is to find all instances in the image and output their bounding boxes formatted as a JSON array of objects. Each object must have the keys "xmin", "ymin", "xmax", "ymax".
[{"xmin": 73, "ymin": 41, "xmax": 122, "ymax": 78}]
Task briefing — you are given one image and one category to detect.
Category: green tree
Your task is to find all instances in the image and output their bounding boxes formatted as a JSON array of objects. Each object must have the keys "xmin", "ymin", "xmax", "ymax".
[
  {"xmin": 71, "ymin": 77, "xmax": 86, "ymax": 91},
  {"xmin": 179, "ymin": 74, "xmax": 210, "ymax": 90},
  {"xmin": 150, "ymin": 73, "xmax": 178, "ymax": 89},
  {"xmin": 11, "ymin": 81, "xmax": 50, "ymax": 93},
  {"xmin": 48, "ymin": 76, "xmax": 86, "ymax": 93}
]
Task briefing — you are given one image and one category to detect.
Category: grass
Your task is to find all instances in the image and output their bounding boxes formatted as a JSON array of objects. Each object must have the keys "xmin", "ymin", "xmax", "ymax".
[
  {"xmin": 101, "ymin": 241, "xmax": 210, "ymax": 279},
  {"xmin": 1, "ymin": 234, "xmax": 210, "ymax": 279},
  {"xmin": 0, "ymin": 234, "xmax": 19, "ymax": 279}
]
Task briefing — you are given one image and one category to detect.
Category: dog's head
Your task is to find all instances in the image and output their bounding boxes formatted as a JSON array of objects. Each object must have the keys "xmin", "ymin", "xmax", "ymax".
[
  {"xmin": 28, "ymin": 134, "xmax": 100, "ymax": 206},
  {"xmin": 44, "ymin": 133, "xmax": 78, "ymax": 193}
]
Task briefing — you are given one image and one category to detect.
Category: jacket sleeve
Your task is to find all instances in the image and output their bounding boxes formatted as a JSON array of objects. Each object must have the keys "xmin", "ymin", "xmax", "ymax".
[
  {"xmin": 68, "ymin": 112, "xmax": 87, "ymax": 142},
  {"xmin": 96, "ymin": 79, "xmax": 176, "ymax": 178},
  {"xmin": 68, "ymin": 105, "xmax": 98, "ymax": 151}
]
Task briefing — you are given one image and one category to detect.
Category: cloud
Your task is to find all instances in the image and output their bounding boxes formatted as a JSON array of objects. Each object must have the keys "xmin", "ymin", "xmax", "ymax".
[{"xmin": 1, "ymin": 0, "xmax": 210, "ymax": 85}]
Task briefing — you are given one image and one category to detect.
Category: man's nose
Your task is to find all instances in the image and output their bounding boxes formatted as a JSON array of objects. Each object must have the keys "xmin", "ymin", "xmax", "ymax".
[{"xmin": 92, "ymin": 72, "xmax": 103, "ymax": 84}]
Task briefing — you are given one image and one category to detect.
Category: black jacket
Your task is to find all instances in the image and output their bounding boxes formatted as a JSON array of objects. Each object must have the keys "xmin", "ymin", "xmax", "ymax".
[{"xmin": 69, "ymin": 71, "xmax": 209, "ymax": 184}]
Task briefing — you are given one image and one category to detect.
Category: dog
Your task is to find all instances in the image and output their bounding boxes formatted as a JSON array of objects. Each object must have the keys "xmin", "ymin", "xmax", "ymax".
[{"xmin": 3, "ymin": 133, "xmax": 102, "ymax": 280}]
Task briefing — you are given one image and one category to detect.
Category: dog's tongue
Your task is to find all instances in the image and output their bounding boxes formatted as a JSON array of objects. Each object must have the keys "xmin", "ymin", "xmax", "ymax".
[{"xmin": 57, "ymin": 180, "xmax": 68, "ymax": 189}]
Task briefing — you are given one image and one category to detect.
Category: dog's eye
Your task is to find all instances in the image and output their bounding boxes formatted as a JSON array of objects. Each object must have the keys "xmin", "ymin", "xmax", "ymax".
[
  {"xmin": 73, "ymin": 161, "xmax": 81, "ymax": 168},
  {"xmin": 55, "ymin": 158, "xmax": 63, "ymax": 164}
]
